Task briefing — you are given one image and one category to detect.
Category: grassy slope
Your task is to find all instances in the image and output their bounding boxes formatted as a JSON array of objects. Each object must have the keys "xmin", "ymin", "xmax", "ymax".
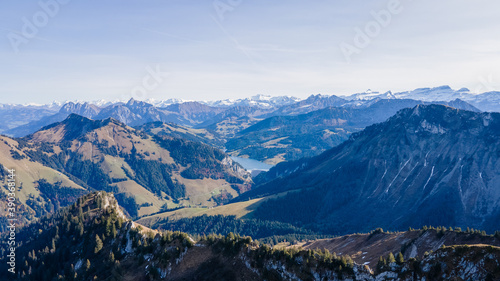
[
  {"xmin": 23, "ymin": 118, "xmax": 250, "ymax": 217},
  {"xmin": 136, "ymin": 198, "xmax": 265, "ymax": 227},
  {"xmin": 136, "ymin": 190, "xmax": 297, "ymax": 227},
  {"xmin": 0, "ymin": 136, "xmax": 85, "ymax": 204}
]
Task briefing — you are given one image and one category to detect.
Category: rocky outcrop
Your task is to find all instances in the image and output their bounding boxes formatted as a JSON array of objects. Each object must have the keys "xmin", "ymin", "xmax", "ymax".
[{"xmin": 244, "ymin": 105, "xmax": 500, "ymax": 233}]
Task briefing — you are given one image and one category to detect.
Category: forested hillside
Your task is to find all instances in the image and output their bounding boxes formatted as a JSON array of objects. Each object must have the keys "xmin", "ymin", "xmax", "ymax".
[
  {"xmin": 0, "ymin": 114, "xmax": 250, "ymax": 221},
  {"xmin": 237, "ymin": 105, "xmax": 500, "ymax": 234},
  {"xmin": 1, "ymin": 192, "xmax": 499, "ymax": 281}
]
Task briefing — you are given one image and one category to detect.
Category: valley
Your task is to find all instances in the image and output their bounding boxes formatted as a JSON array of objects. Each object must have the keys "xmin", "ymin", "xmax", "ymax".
[
  {"xmin": 1, "ymin": 89, "xmax": 500, "ymax": 280},
  {"xmin": 3, "ymin": 0, "xmax": 500, "ymax": 278}
]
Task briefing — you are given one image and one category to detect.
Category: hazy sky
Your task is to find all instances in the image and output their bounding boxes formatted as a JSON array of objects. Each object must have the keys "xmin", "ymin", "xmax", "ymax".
[{"xmin": 2, "ymin": 0, "xmax": 500, "ymax": 104}]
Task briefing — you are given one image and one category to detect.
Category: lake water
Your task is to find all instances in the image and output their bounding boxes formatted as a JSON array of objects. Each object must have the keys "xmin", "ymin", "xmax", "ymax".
[{"xmin": 230, "ymin": 156, "xmax": 273, "ymax": 172}]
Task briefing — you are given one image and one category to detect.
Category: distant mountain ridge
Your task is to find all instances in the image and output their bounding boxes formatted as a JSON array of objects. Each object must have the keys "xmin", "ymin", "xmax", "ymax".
[
  {"xmin": 3, "ymin": 85, "xmax": 497, "ymax": 111},
  {"xmin": 343, "ymin": 85, "xmax": 499, "ymax": 112},
  {"xmin": 5, "ymin": 102, "xmax": 102, "ymax": 137},
  {"xmin": 241, "ymin": 104, "xmax": 500, "ymax": 234},
  {"xmin": 3, "ymin": 85, "xmax": 497, "ymax": 137},
  {"xmin": 226, "ymin": 99, "xmax": 480, "ymax": 164},
  {"xmin": 4, "ymin": 99, "xmax": 225, "ymax": 137},
  {"xmin": 2, "ymin": 94, "xmax": 485, "ymax": 167}
]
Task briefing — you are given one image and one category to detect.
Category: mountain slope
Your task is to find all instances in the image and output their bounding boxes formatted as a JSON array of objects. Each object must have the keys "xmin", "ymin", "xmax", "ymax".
[
  {"xmin": 390, "ymin": 86, "xmax": 500, "ymax": 112},
  {"xmin": 195, "ymin": 106, "xmax": 271, "ymax": 139},
  {"xmin": 5, "ymin": 102, "xmax": 101, "ymax": 137},
  {"xmin": 136, "ymin": 122, "xmax": 225, "ymax": 148},
  {"xmin": 94, "ymin": 99, "xmax": 222, "ymax": 127},
  {"xmin": 296, "ymin": 227, "xmax": 500, "ymax": 267},
  {"xmin": 0, "ymin": 105, "xmax": 58, "ymax": 134},
  {"xmin": 0, "ymin": 136, "xmax": 88, "ymax": 229},
  {"xmin": 1, "ymin": 192, "xmax": 498, "ymax": 281},
  {"xmin": 345, "ymin": 85, "xmax": 500, "ymax": 112},
  {"xmin": 226, "ymin": 107, "xmax": 353, "ymax": 164},
  {"xmin": 203, "ymin": 94, "xmax": 301, "ymax": 108},
  {"xmin": 241, "ymin": 105, "xmax": 500, "ymax": 233},
  {"xmin": 5, "ymin": 100, "xmax": 226, "ymax": 138},
  {"xmin": 265, "ymin": 94, "xmax": 348, "ymax": 117},
  {"xmin": 13, "ymin": 114, "xmax": 250, "ymax": 218},
  {"xmin": 162, "ymin": 101, "xmax": 225, "ymax": 124},
  {"xmin": 227, "ymin": 99, "xmax": 480, "ymax": 164}
]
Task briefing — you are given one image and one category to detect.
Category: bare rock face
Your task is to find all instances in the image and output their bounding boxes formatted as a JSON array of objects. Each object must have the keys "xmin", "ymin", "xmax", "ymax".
[
  {"xmin": 245, "ymin": 105, "xmax": 500, "ymax": 233},
  {"xmin": 59, "ymin": 102, "xmax": 101, "ymax": 118}
]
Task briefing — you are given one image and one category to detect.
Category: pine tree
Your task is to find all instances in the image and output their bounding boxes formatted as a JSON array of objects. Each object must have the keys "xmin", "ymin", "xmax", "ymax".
[
  {"xmin": 95, "ymin": 235, "xmax": 103, "ymax": 254},
  {"xmin": 109, "ymin": 252, "xmax": 115, "ymax": 263},
  {"xmin": 377, "ymin": 256, "xmax": 387, "ymax": 271},
  {"xmin": 78, "ymin": 222, "xmax": 84, "ymax": 237},
  {"xmin": 106, "ymin": 219, "xmax": 112, "ymax": 237},
  {"xmin": 116, "ymin": 218, "xmax": 123, "ymax": 229},
  {"xmin": 396, "ymin": 252, "xmax": 404, "ymax": 265},
  {"xmin": 111, "ymin": 224, "xmax": 117, "ymax": 239},
  {"xmin": 85, "ymin": 259, "xmax": 91, "ymax": 271},
  {"xmin": 387, "ymin": 252, "xmax": 396, "ymax": 264},
  {"xmin": 51, "ymin": 238, "xmax": 56, "ymax": 253},
  {"xmin": 340, "ymin": 256, "xmax": 348, "ymax": 267}
]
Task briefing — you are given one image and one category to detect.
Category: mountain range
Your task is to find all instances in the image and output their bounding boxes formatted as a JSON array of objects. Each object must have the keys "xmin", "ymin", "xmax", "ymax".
[
  {"xmin": 225, "ymin": 99, "xmax": 479, "ymax": 164},
  {"xmin": 1, "ymin": 89, "xmax": 500, "ymax": 280},
  {"xmin": 239, "ymin": 104, "xmax": 500, "ymax": 234},
  {"xmin": 342, "ymin": 85, "xmax": 500, "ymax": 112},
  {"xmin": 2, "ymin": 86, "xmax": 490, "ymax": 167},
  {"xmin": 0, "ymin": 114, "xmax": 250, "ymax": 227},
  {"xmin": 7, "ymin": 85, "xmax": 497, "ymax": 110},
  {"xmin": 2, "ymin": 86, "xmax": 499, "ymax": 138},
  {"xmin": 3, "ymin": 100, "xmax": 498, "ymax": 235}
]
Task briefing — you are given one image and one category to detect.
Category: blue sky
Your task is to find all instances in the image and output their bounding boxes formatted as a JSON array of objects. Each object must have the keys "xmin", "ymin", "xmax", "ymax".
[{"xmin": 1, "ymin": 0, "xmax": 500, "ymax": 104}]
